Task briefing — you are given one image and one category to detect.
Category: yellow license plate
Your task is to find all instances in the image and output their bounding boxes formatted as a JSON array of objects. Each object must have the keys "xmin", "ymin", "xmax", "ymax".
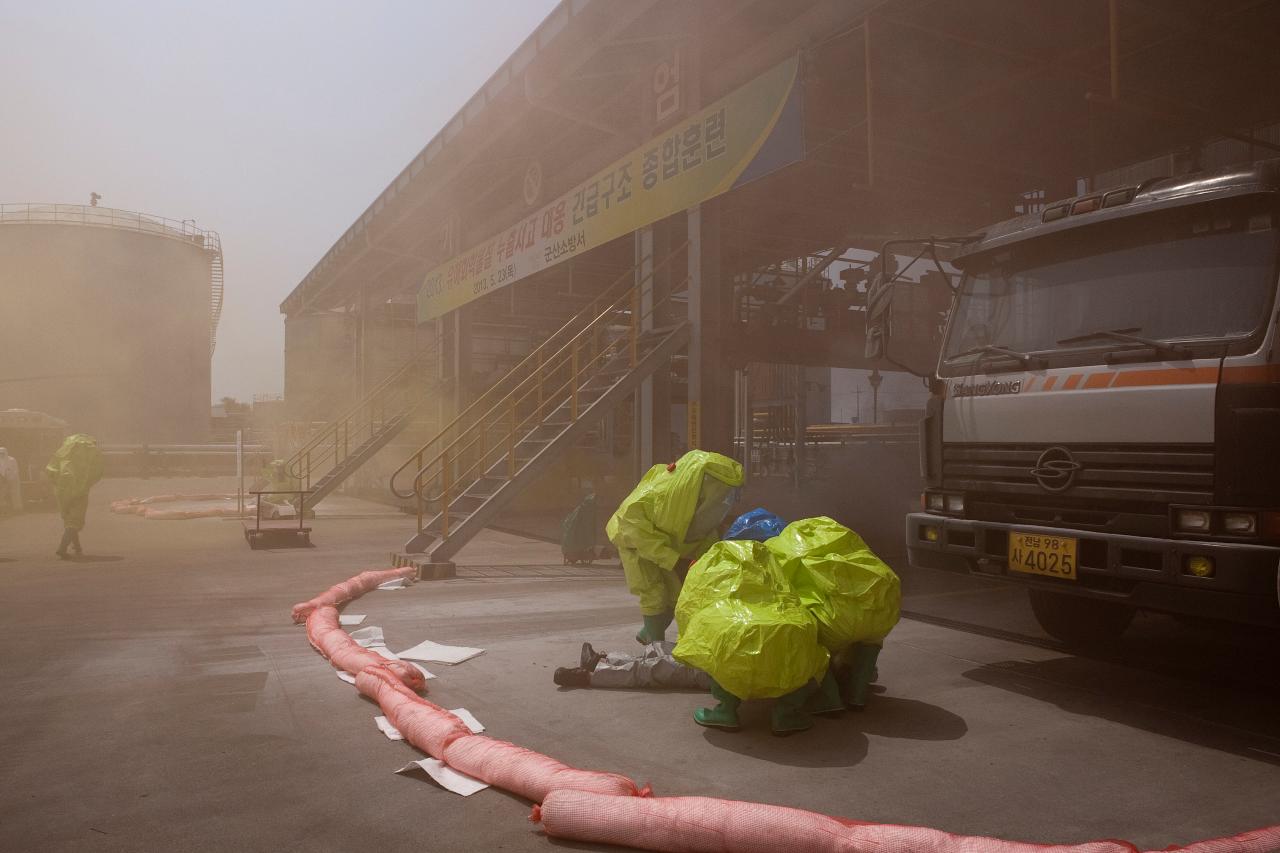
[{"xmin": 1009, "ymin": 531, "xmax": 1078, "ymax": 580}]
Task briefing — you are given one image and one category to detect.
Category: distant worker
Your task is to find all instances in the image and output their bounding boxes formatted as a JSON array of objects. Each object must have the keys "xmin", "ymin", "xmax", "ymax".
[
  {"xmin": 0, "ymin": 447, "xmax": 22, "ymax": 514},
  {"xmin": 560, "ymin": 490, "xmax": 598, "ymax": 565},
  {"xmin": 46, "ymin": 434, "xmax": 105, "ymax": 558},
  {"xmin": 606, "ymin": 449, "xmax": 744, "ymax": 645}
]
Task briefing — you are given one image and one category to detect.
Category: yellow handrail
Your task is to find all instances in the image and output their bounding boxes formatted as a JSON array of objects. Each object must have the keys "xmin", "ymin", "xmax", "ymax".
[
  {"xmin": 410, "ymin": 272, "xmax": 643, "ymax": 492},
  {"xmin": 388, "ymin": 241, "xmax": 689, "ymax": 500},
  {"xmin": 286, "ymin": 338, "xmax": 440, "ymax": 485},
  {"xmin": 411, "ymin": 268, "xmax": 690, "ymax": 538}
]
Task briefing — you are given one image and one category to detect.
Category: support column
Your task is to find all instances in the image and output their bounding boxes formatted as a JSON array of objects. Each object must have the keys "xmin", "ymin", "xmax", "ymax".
[
  {"xmin": 452, "ymin": 306, "xmax": 472, "ymax": 414},
  {"xmin": 687, "ymin": 201, "xmax": 730, "ymax": 454},
  {"xmin": 356, "ymin": 285, "xmax": 370, "ymax": 399},
  {"xmin": 742, "ymin": 366, "xmax": 753, "ymax": 483},
  {"xmin": 793, "ymin": 366, "xmax": 807, "ymax": 490},
  {"xmin": 635, "ymin": 226, "xmax": 655, "ymax": 475}
]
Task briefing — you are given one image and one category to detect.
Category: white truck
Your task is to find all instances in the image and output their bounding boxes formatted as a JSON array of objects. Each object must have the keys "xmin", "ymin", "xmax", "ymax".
[{"xmin": 897, "ymin": 159, "xmax": 1280, "ymax": 644}]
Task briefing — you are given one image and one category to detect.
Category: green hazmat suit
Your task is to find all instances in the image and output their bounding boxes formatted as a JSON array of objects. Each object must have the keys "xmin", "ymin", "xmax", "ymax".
[
  {"xmin": 605, "ymin": 450, "xmax": 744, "ymax": 617},
  {"xmin": 766, "ymin": 516, "xmax": 901, "ymax": 652},
  {"xmin": 45, "ymin": 434, "xmax": 104, "ymax": 531},
  {"xmin": 673, "ymin": 539, "xmax": 829, "ymax": 700}
]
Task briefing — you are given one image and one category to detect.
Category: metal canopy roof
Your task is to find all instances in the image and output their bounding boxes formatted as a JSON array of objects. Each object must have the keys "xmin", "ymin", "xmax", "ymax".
[{"xmin": 283, "ymin": 0, "xmax": 1280, "ymax": 318}]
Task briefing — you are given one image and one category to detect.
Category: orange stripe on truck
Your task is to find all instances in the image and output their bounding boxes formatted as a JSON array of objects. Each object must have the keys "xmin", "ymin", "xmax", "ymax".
[
  {"xmin": 1061, "ymin": 374, "xmax": 1082, "ymax": 390},
  {"xmin": 1221, "ymin": 364, "xmax": 1280, "ymax": 385},
  {"xmin": 1083, "ymin": 373, "xmax": 1114, "ymax": 389},
  {"xmin": 1111, "ymin": 366, "xmax": 1218, "ymax": 387}
]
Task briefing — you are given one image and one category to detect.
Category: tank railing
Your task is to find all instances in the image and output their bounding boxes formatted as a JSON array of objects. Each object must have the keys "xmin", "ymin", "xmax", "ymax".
[
  {"xmin": 387, "ymin": 240, "xmax": 689, "ymax": 503},
  {"xmin": 407, "ymin": 268, "xmax": 690, "ymax": 541},
  {"xmin": 286, "ymin": 339, "xmax": 442, "ymax": 491},
  {"xmin": 0, "ymin": 203, "xmax": 221, "ymax": 253}
]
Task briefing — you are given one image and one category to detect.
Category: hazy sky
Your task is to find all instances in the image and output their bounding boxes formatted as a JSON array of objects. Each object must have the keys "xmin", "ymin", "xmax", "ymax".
[{"xmin": 0, "ymin": 0, "xmax": 559, "ymax": 402}]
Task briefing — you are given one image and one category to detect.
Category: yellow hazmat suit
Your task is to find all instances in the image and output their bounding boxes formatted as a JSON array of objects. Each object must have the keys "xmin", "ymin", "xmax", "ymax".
[
  {"xmin": 606, "ymin": 450, "xmax": 744, "ymax": 620},
  {"xmin": 766, "ymin": 516, "xmax": 901, "ymax": 652},
  {"xmin": 674, "ymin": 539, "xmax": 829, "ymax": 700},
  {"xmin": 45, "ymin": 434, "xmax": 104, "ymax": 533}
]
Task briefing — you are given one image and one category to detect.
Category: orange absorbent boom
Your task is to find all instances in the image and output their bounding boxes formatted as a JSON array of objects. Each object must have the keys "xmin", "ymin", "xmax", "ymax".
[
  {"xmin": 533, "ymin": 790, "xmax": 1280, "ymax": 853},
  {"xmin": 291, "ymin": 566, "xmax": 416, "ymax": 623},
  {"xmin": 355, "ymin": 665, "xmax": 471, "ymax": 758},
  {"xmin": 305, "ymin": 605, "xmax": 424, "ymax": 690},
  {"xmin": 442, "ymin": 734, "xmax": 646, "ymax": 803}
]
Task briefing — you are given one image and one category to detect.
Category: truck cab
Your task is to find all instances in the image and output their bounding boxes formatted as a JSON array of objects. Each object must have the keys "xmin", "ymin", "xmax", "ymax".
[{"xmin": 905, "ymin": 159, "xmax": 1280, "ymax": 644}]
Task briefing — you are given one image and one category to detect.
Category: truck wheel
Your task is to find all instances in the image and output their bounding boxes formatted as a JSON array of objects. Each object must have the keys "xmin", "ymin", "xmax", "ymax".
[{"xmin": 1028, "ymin": 589, "xmax": 1135, "ymax": 647}]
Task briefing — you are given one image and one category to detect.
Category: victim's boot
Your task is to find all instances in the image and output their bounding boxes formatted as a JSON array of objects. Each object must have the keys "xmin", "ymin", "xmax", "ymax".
[
  {"xmin": 805, "ymin": 669, "xmax": 844, "ymax": 717},
  {"xmin": 635, "ymin": 611, "xmax": 673, "ymax": 645},
  {"xmin": 840, "ymin": 643, "xmax": 883, "ymax": 711},
  {"xmin": 580, "ymin": 642, "xmax": 606, "ymax": 671},
  {"xmin": 693, "ymin": 681, "xmax": 742, "ymax": 731},
  {"xmin": 771, "ymin": 682, "xmax": 817, "ymax": 736}
]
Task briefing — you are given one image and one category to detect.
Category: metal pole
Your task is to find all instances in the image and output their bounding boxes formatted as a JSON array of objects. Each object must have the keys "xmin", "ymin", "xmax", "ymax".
[
  {"xmin": 1109, "ymin": 0, "xmax": 1120, "ymax": 102},
  {"xmin": 236, "ymin": 429, "xmax": 244, "ymax": 515},
  {"xmin": 864, "ymin": 15, "xmax": 875, "ymax": 186}
]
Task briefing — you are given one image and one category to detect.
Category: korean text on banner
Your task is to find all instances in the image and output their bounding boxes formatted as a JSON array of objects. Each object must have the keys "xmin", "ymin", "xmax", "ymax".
[{"xmin": 417, "ymin": 55, "xmax": 804, "ymax": 323}]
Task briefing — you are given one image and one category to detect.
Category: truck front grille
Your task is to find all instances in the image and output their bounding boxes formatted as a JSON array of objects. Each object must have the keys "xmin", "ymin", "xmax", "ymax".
[{"xmin": 942, "ymin": 443, "xmax": 1214, "ymax": 507}]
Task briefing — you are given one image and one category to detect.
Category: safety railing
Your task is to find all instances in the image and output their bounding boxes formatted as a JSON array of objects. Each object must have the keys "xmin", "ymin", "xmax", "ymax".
[
  {"xmin": 0, "ymin": 203, "xmax": 220, "ymax": 250},
  {"xmin": 390, "ymin": 244, "xmax": 690, "ymax": 540},
  {"xmin": 287, "ymin": 340, "xmax": 441, "ymax": 492},
  {"xmin": 388, "ymin": 242, "xmax": 688, "ymax": 501},
  {"xmin": 733, "ymin": 248, "xmax": 867, "ymax": 332}
]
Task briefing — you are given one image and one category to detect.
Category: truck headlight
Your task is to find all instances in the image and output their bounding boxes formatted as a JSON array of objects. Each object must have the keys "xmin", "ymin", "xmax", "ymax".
[
  {"xmin": 1184, "ymin": 555, "xmax": 1215, "ymax": 578},
  {"xmin": 945, "ymin": 494, "xmax": 966, "ymax": 513},
  {"xmin": 1221, "ymin": 512, "xmax": 1257, "ymax": 534},
  {"xmin": 926, "ymin": 493, "xmax": 945, "ymax": 512},
  {"xmin": 1175, "ymin": 509, "xmax": 1211, "ymax": 532}
]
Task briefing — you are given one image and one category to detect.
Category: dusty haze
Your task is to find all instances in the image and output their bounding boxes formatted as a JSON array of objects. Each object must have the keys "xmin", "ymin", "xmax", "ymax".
[{"xmin": 0, "ymin": 0, "xmax": 558, "ymax": 403}]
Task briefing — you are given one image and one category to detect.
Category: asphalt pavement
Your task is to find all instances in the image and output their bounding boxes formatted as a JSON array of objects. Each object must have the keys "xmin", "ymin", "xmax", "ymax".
[{"xmin": 1, "ymin": 476, "xmax": 1277, "ymax": 852}]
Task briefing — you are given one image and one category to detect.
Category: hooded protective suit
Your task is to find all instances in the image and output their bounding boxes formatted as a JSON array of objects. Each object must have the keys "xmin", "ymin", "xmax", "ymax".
[
  {"xmin": 673, "ymin": 539, "xmax": 829, "ymax": 700},
  {"xmin": 45, "ymin": 434, "xmax": 104, "ymax": 530},
  {"xmin": 605, "ymin": 450, "xmax": 743, "ymax": 618},
  {"xmin": 766, "ymin": 516, "xmax": 901, "ymax": 652}
]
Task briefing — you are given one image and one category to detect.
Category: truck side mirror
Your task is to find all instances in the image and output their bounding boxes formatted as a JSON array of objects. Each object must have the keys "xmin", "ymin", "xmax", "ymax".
[{"xmin": 864, "ymin": 252, "xmax": 954, "ymax": 377}]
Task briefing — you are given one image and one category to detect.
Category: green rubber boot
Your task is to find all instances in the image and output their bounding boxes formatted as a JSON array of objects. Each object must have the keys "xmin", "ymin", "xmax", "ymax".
[
  {"xmin": 805, "ymin": 669, "xmax": 844, "ymax": 717},
  {"xmin": 635, "ymin": 612, "xmax": 673, "ymax": 645},
  {"xmin": 693, "ymin": 681, "xmax": 742, "ymax": 731},
  {"xmin": 840, "ymin": 643, "xmax": 883, "ymax": 711},
  {"xmin": 771, "ymin": 683, "xmax": 816, "ymax": 736}
]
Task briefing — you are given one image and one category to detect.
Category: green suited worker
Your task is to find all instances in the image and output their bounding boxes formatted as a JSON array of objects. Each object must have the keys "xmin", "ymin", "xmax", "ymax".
[
  {"xmin": 46, "ymin": 434, "xmax": 105, "ymax": 559},
  {"xmin": 606, "ymin": 449, "xmax": 744, "ymax": 645}
]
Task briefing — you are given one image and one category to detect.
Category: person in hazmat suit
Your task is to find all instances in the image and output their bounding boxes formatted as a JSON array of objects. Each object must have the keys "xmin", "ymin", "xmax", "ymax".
[
  {"xmin": 561, "ymin": 491, "xmax": 598, "ymax": 565},
  {"xmin": 605, "ymin": 449, "xmax": 744, "ymax": 645},
  {"xmin": 673, "ymin": 538, "xmax": 830, "ymax": 735},
  {"xmin": 0, "ymin": 447, "xmax": 22, "ymax": 514},
  {"xmin": 766, "ymin": 516, "xmax": 901, "ymax": 712},
  {"xmin": 255, "ymin": 459, "xmax": 302, "ymax": 517},
  {"xmin": 45, "ymin": 434, "xmax": 104, "ymax": 559}
]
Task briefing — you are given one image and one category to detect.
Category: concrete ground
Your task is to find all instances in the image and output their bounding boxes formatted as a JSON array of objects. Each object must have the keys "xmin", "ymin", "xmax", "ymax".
[{"xmin": 1, "ymin": 476, "xmax": 1278, "ymax": 852}]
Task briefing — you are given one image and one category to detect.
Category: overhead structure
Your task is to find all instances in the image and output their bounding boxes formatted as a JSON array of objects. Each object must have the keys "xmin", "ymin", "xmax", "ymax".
[{"xmin": 279, "ymin": 0, "xmax": 1280, "ymax": 553}]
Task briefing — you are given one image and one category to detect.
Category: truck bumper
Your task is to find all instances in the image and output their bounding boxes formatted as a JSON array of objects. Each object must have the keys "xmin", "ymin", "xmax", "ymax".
[{"xmin": 906, "ymin": 513, "xmax": 1280, "ymax": 627}]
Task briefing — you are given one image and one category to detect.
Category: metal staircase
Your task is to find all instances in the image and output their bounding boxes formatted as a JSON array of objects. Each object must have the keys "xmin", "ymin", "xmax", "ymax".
[
  {"xmin": 286, "ymin": 341, "xmax": 441, "ymax": 507},
  {"xmin": 389, "ymin": 246, "xmax": 691, "ymax": 564}
]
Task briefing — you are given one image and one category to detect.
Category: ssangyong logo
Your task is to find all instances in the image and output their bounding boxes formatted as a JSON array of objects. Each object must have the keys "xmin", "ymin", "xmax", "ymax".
[
  {"xmin": 1030, "ymin": 446, "xmax": 1082, "ymax": 492},
  {"xmin": 950, "ymin": 379, "xmax": 1022, "ymax": 398}
]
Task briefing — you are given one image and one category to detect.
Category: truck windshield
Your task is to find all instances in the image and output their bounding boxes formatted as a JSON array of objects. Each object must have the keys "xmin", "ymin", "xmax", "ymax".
[{"xmin": 942, "ymin": 203, "xmax": 1278, "ymax": 372}]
